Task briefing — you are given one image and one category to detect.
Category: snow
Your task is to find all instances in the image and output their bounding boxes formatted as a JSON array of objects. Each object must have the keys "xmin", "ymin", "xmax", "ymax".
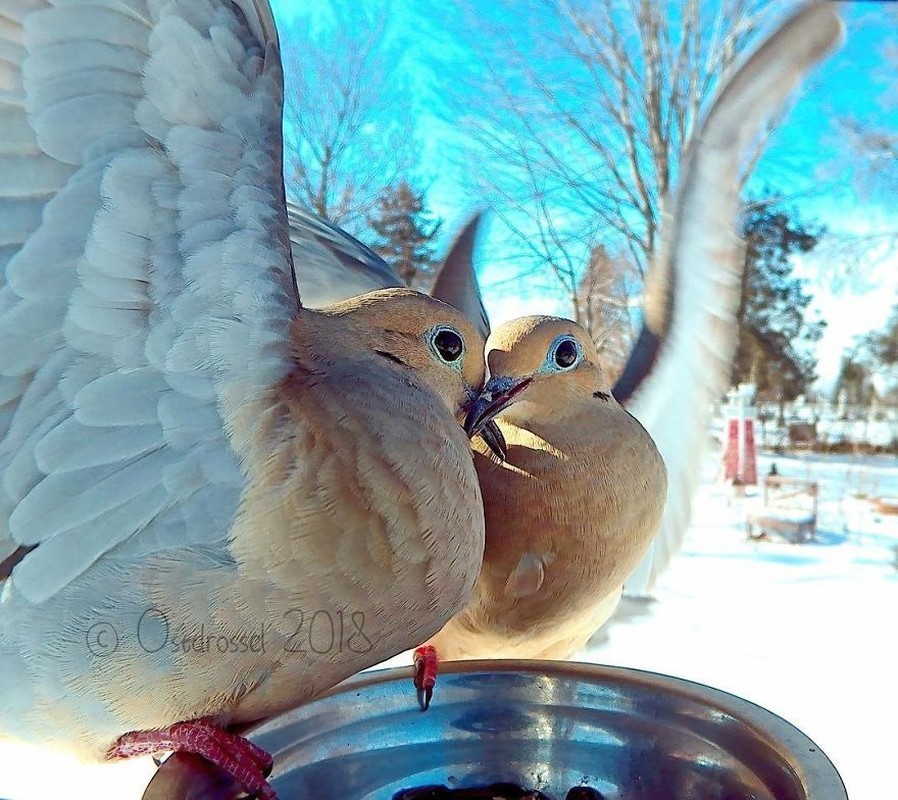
[
  {"xmin": 1, "ymin": 451, "xmax": 895, "ymax": 800},
  {"xmin": 582, "ymin": 451, "xmax": 898, "ymax": 800},
  {"xmin": 747, "ymin": 507, "xmax": 815, "ymax": 523}
]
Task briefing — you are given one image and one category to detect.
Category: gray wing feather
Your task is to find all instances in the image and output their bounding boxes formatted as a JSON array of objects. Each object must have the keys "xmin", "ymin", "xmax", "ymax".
[
  {"xmin": 286, "ymin": 199, "xmax": 403, "ymax": 307},
  {"xmin": 622, "ymin": 3, "xmax": 844, "ymax": 595},
  {"xmin": 429, "ymin": 212, "xmax": 490, "ymax": 340}
]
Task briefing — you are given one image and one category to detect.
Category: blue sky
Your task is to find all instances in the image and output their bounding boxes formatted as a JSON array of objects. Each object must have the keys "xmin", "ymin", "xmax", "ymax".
[{"xmin": 271, "ymin": 0, "xmax": 897, "ymax": 390}]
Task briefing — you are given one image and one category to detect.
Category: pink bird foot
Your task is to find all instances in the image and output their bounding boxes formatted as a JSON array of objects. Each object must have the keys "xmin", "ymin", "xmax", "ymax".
[
  {"xmin": 108, "ymin": 718, "xmax": 276, "ymax": 800},
  {"xmin": 413, "ymin": 644, "xmax": 439, "ymax": 710}
]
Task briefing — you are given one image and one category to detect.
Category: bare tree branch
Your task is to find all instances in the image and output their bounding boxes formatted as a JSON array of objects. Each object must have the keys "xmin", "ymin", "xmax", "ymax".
[
  {"xmin": 821, "ymin": 4, "xmax": 897, "ymax": 289},
  {"xmin": 577, "ymin": 244, "xmax": 639, "ymax": 379},
  {"xmin": 281, "ymin": 1, "xmax": 417, "ymax": 235},
  {"xmin": 449, "ymin": 0, "xmax": 785, "ymax": 337}
]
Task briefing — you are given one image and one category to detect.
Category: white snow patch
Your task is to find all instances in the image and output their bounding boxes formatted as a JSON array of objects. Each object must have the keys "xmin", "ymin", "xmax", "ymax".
[{"xmin": 582, "ymin": 451, "xmax": 898, "ymax": 800}]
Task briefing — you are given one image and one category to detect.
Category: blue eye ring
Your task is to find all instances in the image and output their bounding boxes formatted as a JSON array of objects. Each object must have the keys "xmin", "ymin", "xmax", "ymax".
[
  {"xmin": 547, "ymin": 335, "xmax": 582, "ymax": 370},
  {"xmin": 428, "ymin": 325, "xmax": 466, "ymax": 366}
]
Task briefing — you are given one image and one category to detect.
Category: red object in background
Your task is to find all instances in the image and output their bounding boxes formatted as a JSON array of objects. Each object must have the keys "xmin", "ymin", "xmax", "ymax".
[
  {"xmin": 724, "ymin": 417, "xmax": 757, "ymax": 485},
  {"xmin": 743, "ymin": 419, "xmax": 757, "ymax": 484}
]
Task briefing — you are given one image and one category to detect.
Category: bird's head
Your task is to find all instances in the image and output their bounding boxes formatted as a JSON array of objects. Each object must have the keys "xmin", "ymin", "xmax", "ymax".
[
  {"xmin": 464, "ymin": 315, "xmax": 614, "ymax": 437},
  {"xmin": 326, "ymin": 288, "xmax": 487, "ymax": 422}
]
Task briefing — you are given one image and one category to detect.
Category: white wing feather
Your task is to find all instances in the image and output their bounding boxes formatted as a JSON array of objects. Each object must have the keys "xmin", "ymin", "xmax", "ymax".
[
  {"xmin": 622, "ymin": 3, "xmax": 844, "ymax": 594},
  {"xmin": 0, "ymin": 0, "xmax": 298, "ymax": 603}
]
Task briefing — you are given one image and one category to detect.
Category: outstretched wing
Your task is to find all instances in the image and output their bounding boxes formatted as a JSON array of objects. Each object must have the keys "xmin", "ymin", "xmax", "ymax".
[
  {"xmin": 619, "ymin": 3, "xmax": 844, "ymax": 595},
  {"xmin": 288, "ymin": 200, "xmax": 490, "ymax": 338},
  {"xmin": 286, "ymin": 199, "xmax": 404, "ymax": 307},
  {"xmin": 0, "ymin": 0, "xmax": 298, "ymax": 603}
]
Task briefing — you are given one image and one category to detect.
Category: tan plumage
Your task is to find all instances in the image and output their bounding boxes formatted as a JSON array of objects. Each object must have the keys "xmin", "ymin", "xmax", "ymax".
[
  {"xmin": 0, "ymin": 1, "xmax": 486, "ymax": 796},
  {"xmin": 269, "ymin": 5, "xmax": 844, "ymax": 679},
  {"xmin": 430, "ymin": 317, "xmax": 666, "ymax": 659},
  {"xmin": 420, "ymin": 2, "xmax": 844, "ymax": 668},
  {"xmin": 2, "ymin": 290, "xmax": 487, "ymax": 754}
]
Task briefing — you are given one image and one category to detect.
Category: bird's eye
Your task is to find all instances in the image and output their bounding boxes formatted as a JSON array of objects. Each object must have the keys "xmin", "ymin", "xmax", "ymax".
[
  {"xmin": 431, "ymin": 327, "xmax": 465, "ymax": 364},
  {"xmin": 552, "ymin": 337, "xmax": 579, "ymax": 369}
]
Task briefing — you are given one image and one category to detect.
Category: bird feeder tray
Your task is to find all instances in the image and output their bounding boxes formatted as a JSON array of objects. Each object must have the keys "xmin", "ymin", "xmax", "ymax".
[{"xmin": 143, "ymin": 662, "xmax": 845, "ymax": 800}]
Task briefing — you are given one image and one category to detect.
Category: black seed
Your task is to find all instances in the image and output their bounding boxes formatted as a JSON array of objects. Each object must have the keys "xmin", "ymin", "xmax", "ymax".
[
  {"xmin": 398, "ymin": 782, "xmax": 606, "ymax": 800},
  {"xmin": 565, "ymin": 788, "xmax": 607, "ymax": 800},
  {"xmin": 447, "ymin": 785, "xmax": 525, "ymax": 798},
  {"xmin": 479, "ymin": 421, "xmax": 508, "ymax": 461},
  {"xmin": 485, "ymin": 782, "xmax": 530, "ymax": 796}
]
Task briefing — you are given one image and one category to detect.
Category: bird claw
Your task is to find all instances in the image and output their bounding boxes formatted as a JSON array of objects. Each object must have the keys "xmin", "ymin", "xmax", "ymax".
[
  {"xmin": 109, "ymin": 718, "xmax": 276, "ymax": 799},
  {"xmin": 413, "ymin": 645, "xmax": 439, "ymax": 711},
  {"xmin": 416, "ymin": 684, "xmax": 434, "ymax": 711}
]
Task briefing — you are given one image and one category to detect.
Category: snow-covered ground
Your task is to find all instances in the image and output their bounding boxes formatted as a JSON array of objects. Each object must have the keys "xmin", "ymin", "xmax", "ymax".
[
  {"xmin": 583, "ymin": 451, "xmax": 898, "ymax": 800},
  {"xmin": 1, "ymin": 450, "xmax": 895, "ymax": 799}
]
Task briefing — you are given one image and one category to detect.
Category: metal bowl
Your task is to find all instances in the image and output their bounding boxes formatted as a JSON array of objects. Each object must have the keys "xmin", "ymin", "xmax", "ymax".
[{"xmin": 143, "ymin": 661, "xmax": 846, "ymax": 800}]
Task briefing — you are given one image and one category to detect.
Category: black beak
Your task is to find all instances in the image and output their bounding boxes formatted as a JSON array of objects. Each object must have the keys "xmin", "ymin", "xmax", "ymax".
[
  {"xmin": 462, "ymin": 381, "xmax": 512, "ymax": 462},
  {"xmin": 464, "ymin": 376, "xmax": 533, "ymax": 449},
  {"xmin": 478, "ymin": 420, "xmax": 507, "ymax": 461}
]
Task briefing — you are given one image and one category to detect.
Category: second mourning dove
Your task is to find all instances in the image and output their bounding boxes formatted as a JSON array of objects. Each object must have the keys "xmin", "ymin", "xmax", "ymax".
[
  {"xmin": 416, "ymin": 1, "xmax": 845, "ymax": 700},
  {"xmin": 276, "ymin": 3, "xmax": 844, "ymax": 704},
  {"xmin": 415, "ymin": 3, "xmax": 845, "ymax": 698},
  {"xmin": 0, "ymin": 2, "xmax": 487, "ymax": 798}
]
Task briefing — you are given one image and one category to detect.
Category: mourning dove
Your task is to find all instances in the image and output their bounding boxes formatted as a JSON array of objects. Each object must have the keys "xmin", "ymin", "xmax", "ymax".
[
  {"xmin": 0, "ymin": 2, "xmax": 487, "ymax": 799},
  {"xmin": 267, "ymin": 4, "xmax": 844, "ymax": 706},
  {"xmin": 418, "ymin": 2, "xmax": 843, "ymax": 697},
  {"xmin": 444, "ymin": 314, "xmax": 667, "ymax": 663},
  {"xmin": 266, "ymin": 3, "xmax": 842, "ymax": 690},
  {"xmin": 281, "ymin": 6, "xmax": 844, "ymax": 704}
]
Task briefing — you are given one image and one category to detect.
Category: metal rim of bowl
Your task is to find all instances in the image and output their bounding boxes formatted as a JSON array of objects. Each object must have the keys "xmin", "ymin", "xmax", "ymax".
[
  {"xmin": 142, "ymin": 659, "xmax": 848, "ymax": 800},
  {"xmin": 261, "ymin": 659, "xmax": 846, "ymax": 799}
]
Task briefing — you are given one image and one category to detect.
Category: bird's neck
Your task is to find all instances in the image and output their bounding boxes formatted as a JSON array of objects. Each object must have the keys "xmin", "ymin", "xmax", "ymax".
[{"xmin": 499, "ymin": 397, "xmax": 640, "ymax": 454}]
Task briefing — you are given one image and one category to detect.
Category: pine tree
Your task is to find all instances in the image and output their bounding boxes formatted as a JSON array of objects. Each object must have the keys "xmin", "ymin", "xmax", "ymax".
[
  {"xmin": 871, "ymin": 305, "xmax": 898, "ymax": 368},
  {"xmin": 857, "ymin": 307, "xmax": 898, "ymax": 401},
  {"xmin": 367, "ymin": 180, "xmax": 442, "ymax": 289},
  {"xmin": 733, "ymin": 196, "xmax": 825, "ymax": 401}
]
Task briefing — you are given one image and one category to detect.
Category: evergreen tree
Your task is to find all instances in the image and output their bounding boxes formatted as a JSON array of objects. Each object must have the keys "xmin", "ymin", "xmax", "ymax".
[
  {"xmin": 733, "ymin": 197, "xmax": 825, "ymax": 400},
  {"xmin": 870, "ymin": 305, "xmax": 898, "ymax": 368},
  {"xmin": 367, "ymin": 181, "xmax": 442, "ymax": 289},
  {"xmin": 834, "ymin": 353, "xmax": 876, "ymax": 406}
]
